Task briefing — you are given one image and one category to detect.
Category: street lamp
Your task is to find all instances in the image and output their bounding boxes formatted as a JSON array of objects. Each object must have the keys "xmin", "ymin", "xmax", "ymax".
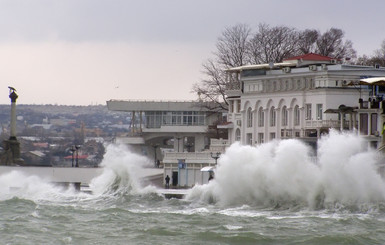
[
  {"xmin": 152, "ymin": 144, "xmax": 159, "ymax": 167},
  {"xmin": 75, "ymin": 145, "xmax": 81, "ymax": 167},
  {"xmin": 69, "ymin": 146, "xmax": 76, "ymax": 167},
  {"xmin": 210, "ymin": 152, "xmax": 221, "ymax": 164}
]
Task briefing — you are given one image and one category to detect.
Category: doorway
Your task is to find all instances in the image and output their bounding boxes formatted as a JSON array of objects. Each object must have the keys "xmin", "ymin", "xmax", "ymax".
[{"xmin": 172, "ymin": 171, "xmax": 178, "ymax": 186}]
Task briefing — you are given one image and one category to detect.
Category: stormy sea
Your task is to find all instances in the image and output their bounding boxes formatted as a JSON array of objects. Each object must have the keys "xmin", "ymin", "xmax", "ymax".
[{"xmin": 1, "ymin": 130, "xmax": 385, "ymax": 245}]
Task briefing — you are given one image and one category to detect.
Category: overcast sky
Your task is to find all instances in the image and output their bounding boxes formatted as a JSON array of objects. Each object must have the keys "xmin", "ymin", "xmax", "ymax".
[{"xmin": 1, "ymin": 0, "xmax": 385, "ymax": 105}]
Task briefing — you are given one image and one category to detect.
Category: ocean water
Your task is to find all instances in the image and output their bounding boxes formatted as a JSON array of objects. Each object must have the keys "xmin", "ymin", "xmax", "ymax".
[{"xmin": 1, "ymin": 130, "xmax": 385, "ymax": 245}]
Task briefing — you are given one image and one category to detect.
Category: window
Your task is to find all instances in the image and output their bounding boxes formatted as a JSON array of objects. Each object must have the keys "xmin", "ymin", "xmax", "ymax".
[
  {"xmin": 258, "ymin": 133, "xmax": 264, "ymax": 144},
  {"xmin": 246, "ymin": 133, "xmax": 253, "ymax": 145},
  {"xmin": 146, "ymin": 111, "xmax": 206, "ymax": 128},
  {"xmin": 371, "ymin": 113, "xmax": 378, "ymax": 135},
  {"xmin": 270, "ymin": 132, "xmax": 276, "ymax": 140},
  {"xmin": 247, "ymin": 107, "xmax": 253, "ymax": 128},
  {"xmin": 316, "ymin": 104, "xmax": 323, "ymax": 120},
  {"xmin": 360, "ymin": 113, "xmax": 368, "ymax": 135},
  {"xmin": 282, "ymin": 106, "xmax": 288, "ymax": 126},
  {"xmin": 270, "ymin": 106, "xmax": 276, "ymax": 126},
  {"xmin": 183, "ymin": 111, "xmax": 193, "ymax": 125},
  {"xmin": 305, "ymin": 104, "xmax": 312, "ymax": 120},
  {"xmin": 258, "ymin": 107, "xmax": 264, "ymax": 127},
  {"xmin": 294, "ymin": 105, "xmax": 300, "ymax": 126},
  {"xmin": 145, "ymin": 111, "xmax": 162, "ymax": 128},
  {"xmin": 235, "ymin": 128, "xmax": 241, "ymax": 141}
]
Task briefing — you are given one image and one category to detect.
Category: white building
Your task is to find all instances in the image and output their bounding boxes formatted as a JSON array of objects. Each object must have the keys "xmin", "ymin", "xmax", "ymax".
[
  {"xmin": 354, "ymin": 77, "xmax": 385, "ymax": 150},
  {"xmin": 224, "ymin": 53, "xmax": 385, "ymax": 147},
  {"xmin": 107, "ymin": 100, "xmax": 225, "ymax": 187}
]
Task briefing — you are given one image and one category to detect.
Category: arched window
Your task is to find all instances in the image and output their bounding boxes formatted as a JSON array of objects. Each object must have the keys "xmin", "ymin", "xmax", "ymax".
[
  {"xmin": 235, "ymin": 128, "xmax": 241, "ymax": 141},
  {"xmin": 282, "ymin": 106, "xmax": 288, "ymax": 126},
  {"xmin": 270, "ymin": 106, "xmax": 276, "ymax": 126},
  {"xmin": 258, "ymin": 107, "xmax": 264, "ymax": 127},
  {"xmin": 247, "ymin": 107, "xmax": 253, "ymax": 128},
  {"xmin": 294, "ymin": 105, "xmax": 300, "ymax": 126}
]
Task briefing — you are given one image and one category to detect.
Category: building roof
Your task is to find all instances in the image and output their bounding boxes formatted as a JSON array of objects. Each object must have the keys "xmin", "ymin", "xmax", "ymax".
[
  {"xmin": 64, "ymin": 155, "xmax": 89, "ymax": 159},
  {"xmin": 283, "ymin": 53, "xmax": 337, "ymax": 62},
  {"xmin": 227, "ymin": 62, "xmax": 296, "ymax": 72},
  {"xmin": 227, "ymin": 53, "xmax": 338, "ymax": 72}
]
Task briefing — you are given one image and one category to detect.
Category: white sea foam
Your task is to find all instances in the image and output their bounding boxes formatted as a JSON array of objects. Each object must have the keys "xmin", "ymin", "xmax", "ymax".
[
  {"xmin": 0, "ymin": 143, "xmax": 154, "ymax": 202},
  {"xmin": 223, "ymin": 225, "xmax": 243, "ymax": 230},
  {"xmin": 186, "ymin": 130, "xmax": 385, "ymax": 208},
  {"xmin": 89, "ymin": 143, "xmax": 153, "ymax": 195},
  {"xmin": 0, "ymin": 170, "xmax": 79, "ymax": 201},
  {"xmin": 2, "ymin": 132, "xmax": 385, "ymax": 210}
]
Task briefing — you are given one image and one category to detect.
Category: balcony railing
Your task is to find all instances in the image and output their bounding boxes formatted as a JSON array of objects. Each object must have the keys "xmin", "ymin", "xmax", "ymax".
[
  {"xmin": 305, "ymin": 120, "xmax": 348, "ymax": 128},
  {"xmin": 163, "ymin": 152, "xmax": 218, "ymax": 164}
]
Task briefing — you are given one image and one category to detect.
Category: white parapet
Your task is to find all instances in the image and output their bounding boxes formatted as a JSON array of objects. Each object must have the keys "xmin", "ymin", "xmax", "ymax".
[
  {"xmin": 115, "ymin": 137, "xmax": 145, "ymax": 144},
  {"xmin": 163, "ymin": 152, "xmax": 217, "ymax": 164}
]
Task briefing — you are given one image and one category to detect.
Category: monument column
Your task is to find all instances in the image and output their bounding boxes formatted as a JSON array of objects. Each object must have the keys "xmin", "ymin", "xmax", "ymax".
[
  {"xmin": 1, "ymin": 87, "xmax": 23, "ymax": 165},
  {"xmin": 9, "ymin": 89, "xmax": 18, "ymax": 140}
]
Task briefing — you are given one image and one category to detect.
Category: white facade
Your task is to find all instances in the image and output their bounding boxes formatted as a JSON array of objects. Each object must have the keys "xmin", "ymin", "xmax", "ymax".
[{"xmin": 225, "ymin": 57, "xmax": 385, "ymax": 146}]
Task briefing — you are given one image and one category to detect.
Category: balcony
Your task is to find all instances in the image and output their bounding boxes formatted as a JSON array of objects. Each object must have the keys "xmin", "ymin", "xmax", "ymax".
[
  {"xmin": 143, "ymin": 125, "xmax": 207, "ymax": 133},
  {"xmin": 305, "ymin": 120, "xmax": 348, "ymax": 129}
]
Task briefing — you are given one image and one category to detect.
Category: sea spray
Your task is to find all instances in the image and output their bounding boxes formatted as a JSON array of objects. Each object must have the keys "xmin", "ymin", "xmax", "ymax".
[
  {"xmin": 0, "ymin": 143, "xmax": 156, "ymax": 203},
  {"xmin": 0, "ymin": 171, "xmax": 78, "ymax": 202},
  {"xmin": 186, "ymin": 130, "xmax": 385, "ymax": 208},
  {"xmin": 317, "ymin": 130, "xmax": 385, "ymax": 205},
  {"xmin": 90, "ymin": 143, "xmax": 155, "ymax": 195}
]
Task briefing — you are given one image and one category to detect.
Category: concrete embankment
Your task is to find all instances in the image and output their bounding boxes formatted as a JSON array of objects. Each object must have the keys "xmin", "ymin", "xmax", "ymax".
[{"xmin": 0, "ymin": 166, "xmax": 163, "ymax": 189}]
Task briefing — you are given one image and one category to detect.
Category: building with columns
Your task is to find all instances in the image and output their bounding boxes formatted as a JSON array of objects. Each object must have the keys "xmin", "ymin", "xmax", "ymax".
[{"xmin": 223, "ymin": 53, "xmax": 385, "ymax": 148}]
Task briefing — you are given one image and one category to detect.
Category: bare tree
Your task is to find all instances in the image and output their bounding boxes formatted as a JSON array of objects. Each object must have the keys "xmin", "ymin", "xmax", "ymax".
[
  {"xmin": 355, "ymin": 54, "xmax": 372, "ymax": 66},
  {"xmin": 373, "ymin": 40, "xmax": 385, "ymax": 66},
  {"xmin": 215, "ymin": 23, "xmax": 251, "ymax": 67},
  {"xmin": 315, "ymin": 28, "xmax": 356, "ymax": 59},
  {"xmin": 355, "ymin": 40, "xmax": 385, "ymax": 66},
  {"xmin": 192, "ymin": 24, "xmax": 251, "ymax": 111},
  {"xmin": 297, "ymin": 29, "xmax": 319, "ymax": 54},
  {"xmin": 247, "ymin": 23, "xmax": 299, "ymax": 63},
  {"xmin": 192, "ymin": 59, "xmax": 229, "ymax": 111},
  {"xmin": 193, "ymin": 24, "xmax": 358, "ymax": 110}
]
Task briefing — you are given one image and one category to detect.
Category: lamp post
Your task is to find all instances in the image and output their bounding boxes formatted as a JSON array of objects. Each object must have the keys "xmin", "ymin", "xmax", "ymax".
[
  {"xmin": 152, "ymin": 144, "xmax": 159, "ymax": 167},
  {"xmin": 75, "ymin": 145, "xmax": 81, "ymax": 167},
  {"xmin": 69, "ymin": 146, "xmax": 76, "ymax": 167},
  {"xmin": 210, "ymin": 152, "xmax": 221, "ymax": 164}
]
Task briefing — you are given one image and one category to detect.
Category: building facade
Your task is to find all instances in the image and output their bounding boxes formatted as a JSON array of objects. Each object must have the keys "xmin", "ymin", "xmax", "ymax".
[
  {"xmin": 107, "ymin": 100, "xmax": 225, "ymax": 187},
  {"xmin": 224, "ymin": 54, "xmax": 385, "ymax": 147}
]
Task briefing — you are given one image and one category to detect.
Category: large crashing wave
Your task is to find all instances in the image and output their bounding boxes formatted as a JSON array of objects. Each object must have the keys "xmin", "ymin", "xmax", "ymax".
[
  {"xmin": 0, "ymin": 144, "xmax": 155, "ymax": 203},
  {"xmin": 90, "ymin": 144, "xmax": 155, "ymax": 195},
  {"xmin": 186, "ymin": 130, "xmax": 385, "ymax": 208}
]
